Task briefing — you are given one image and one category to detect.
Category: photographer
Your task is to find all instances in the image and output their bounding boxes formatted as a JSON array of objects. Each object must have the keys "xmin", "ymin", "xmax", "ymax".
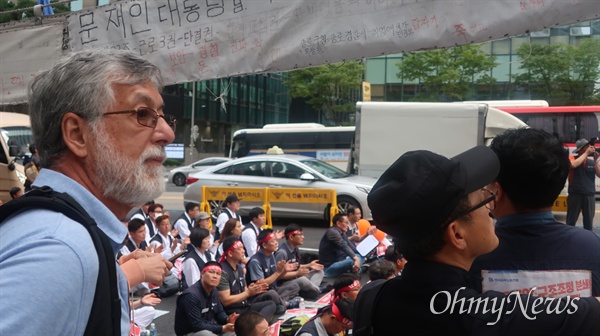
[{"xmin": 566, "ymin": 137, "xmax": 600, "ymax": 231}]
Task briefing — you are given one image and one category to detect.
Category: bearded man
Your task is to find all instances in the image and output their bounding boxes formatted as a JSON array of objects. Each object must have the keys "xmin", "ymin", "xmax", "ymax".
[{"xmin": 0, "ymin": 50, "xmax": 174, "ymax": 335}]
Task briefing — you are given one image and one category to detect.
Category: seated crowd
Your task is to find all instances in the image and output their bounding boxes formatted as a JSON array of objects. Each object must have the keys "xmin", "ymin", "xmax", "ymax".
[{"xmin": 121, "ymin": 194, "xmax": 379, "ymax": 335}]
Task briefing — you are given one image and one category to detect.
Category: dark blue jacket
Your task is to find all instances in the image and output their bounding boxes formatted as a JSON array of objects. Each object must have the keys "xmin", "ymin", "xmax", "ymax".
[
  {"xmin": 471, "ymin": 212, "xmax": 600, "ymax": 296},
  {"xmin": 174, "ymin": 281, "xmax": 228, "ymax": 336}
]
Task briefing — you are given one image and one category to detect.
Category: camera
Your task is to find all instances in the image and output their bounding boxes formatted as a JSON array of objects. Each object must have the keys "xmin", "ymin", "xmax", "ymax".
[{"xmin": 589, "ymin": 137, "xmax": 600, "ymax": 154}]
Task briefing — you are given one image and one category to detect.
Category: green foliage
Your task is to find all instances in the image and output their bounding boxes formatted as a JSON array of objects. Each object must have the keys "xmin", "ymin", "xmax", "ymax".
[
  {"xmin": 163, "ymin": 158, "xmax": 181, "ymax": 167},
  {"xmin": 0, "ymin": 0, "xmax": 69, "ymax": 23},
  {"xmin": 513, "ymin": 39, "xmax": 600, "ymax": 105},
  {"xmin": 284, "ymin": 61, "xmax": 364, "ymax": 125},
  {"xmin": 50, "ymin": 0, "xmax": 70, "ymax": 14},
  {"xmin": 397, "ymin": 45, "xmax": 497, "ymax": 101}
]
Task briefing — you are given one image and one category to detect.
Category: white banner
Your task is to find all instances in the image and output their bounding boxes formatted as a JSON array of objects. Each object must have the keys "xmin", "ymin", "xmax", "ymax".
[
  {"xmin": 482, "ymin": 269, "xmax": 593, "ymax": 298},
  {"xmin": 0, "ymin": 24, "xmax": 64, "ymax": 105},
  {"xmin": 68, "ymin": 0, "xmax": 600, "ymax": 86}
]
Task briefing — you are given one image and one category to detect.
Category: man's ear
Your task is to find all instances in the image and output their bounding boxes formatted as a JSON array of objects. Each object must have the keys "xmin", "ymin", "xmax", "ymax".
[
  {"xmin": 444, "ymin": 221, "xmax": 467, "ymax": 251},
  {"xmin": 61, "ymin": 112, "xmax": 91, "ymax": 158},
  {"xmin": 490, "ymin": 181, "xmax": 505, "ymax": 202}
]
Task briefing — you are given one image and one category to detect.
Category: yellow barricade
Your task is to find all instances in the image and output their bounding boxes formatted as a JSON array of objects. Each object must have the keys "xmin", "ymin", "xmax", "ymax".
[
  {"xmin": 266, "ymin": 188, "xmax": 338, "ymax": 227},
  {"xmin": 552, "ymin": 195, "xmax": 568, "ymax": 212},
  {"xmin": 199, "ymin": 186, "xmax": 338, "ymax": 228},
  {"xmin": 201, "ymin": 186, "xmax": 269, "ymax": 229}
]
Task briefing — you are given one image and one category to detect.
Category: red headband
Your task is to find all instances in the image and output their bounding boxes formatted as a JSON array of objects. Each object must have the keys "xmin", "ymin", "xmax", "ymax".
[
  {"xmin": 218, "ymin": 240, "xmax": 244, "ymax": 263},
  {"xmin": 331, "ymin": 303, "xmax": 353, "ymax": 328},
  {"xmin": 286, "ymin": 230, "xmax": 301, "ymax": 238},
  {"xmin": 202, "ymin": 265, "xmax": 222, "ymax": 274},
  {"xmin": 257, "ymin": 232, "xmax": 275, "ymax": 245},
  {"xmin": 334, "ymin": 279, "xmax": 360, "ymax": 296}
]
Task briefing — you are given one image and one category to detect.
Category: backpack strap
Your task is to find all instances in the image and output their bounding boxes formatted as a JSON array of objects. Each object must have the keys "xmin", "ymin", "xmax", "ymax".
[
  {"xmin": 0, "ymin": 186, "xmax": 121, "ymax": 336},
  {"xmin": 352, "ymin": 279, "xmax": 389, "ymax": 336}
]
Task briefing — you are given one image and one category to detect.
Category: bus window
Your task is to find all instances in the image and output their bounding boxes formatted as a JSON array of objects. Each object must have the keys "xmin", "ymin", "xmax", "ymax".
[{"xmin": 230, "ymin": 124, "xmax": 355, "ymax": 171}]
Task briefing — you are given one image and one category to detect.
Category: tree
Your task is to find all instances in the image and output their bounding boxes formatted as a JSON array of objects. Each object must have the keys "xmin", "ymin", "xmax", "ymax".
[
  {"xmin": 513, "ymin": 40, "xmax": 600, "ymax": 105},
  {"xmin": 284, "ymin": 61, "xmax": 364, "ymax": 125},
  {"xmin": 397, "ymin": 45, "xmax": 497, "ymax": 101},
  {"xmin": 0, "ymin": 0, "xmax": 70, "ymax": 23}
]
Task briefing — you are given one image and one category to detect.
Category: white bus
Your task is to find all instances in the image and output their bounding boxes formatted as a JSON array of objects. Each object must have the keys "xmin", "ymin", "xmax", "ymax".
[{"xmin": 229, "ymin": 123, "xmax": 355, "ymax": 170}]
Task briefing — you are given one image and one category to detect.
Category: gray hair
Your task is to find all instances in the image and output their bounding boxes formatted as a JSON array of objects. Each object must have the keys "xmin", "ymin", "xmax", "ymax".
[{"xmin": 28, "ymin": 49, "xmax": 163, "ymax": 168}]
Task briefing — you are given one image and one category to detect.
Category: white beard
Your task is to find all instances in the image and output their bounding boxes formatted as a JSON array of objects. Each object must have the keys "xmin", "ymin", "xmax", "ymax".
[{"xmin": 91, "ymin": 124, "xmax": 166, "ymax": 207}]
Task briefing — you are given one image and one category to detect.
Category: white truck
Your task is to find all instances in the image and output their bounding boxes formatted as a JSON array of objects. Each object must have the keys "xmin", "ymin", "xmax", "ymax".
[{"xmin": 351, "ymin": 102, "xmax": 528, "ymax": 179}]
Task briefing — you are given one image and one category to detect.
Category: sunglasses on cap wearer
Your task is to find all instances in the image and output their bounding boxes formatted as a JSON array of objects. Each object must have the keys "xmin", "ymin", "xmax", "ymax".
[{"xmin": 103, "ymin": 107, "xmax": 176, "ymax": 132}]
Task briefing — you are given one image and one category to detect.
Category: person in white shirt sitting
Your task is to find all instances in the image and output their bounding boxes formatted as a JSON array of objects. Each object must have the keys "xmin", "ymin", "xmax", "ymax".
[
  {"xmin": 149, "ymin": 214, "xmax": 180, "ymax": 261},
  {"xmin": 181, "ymin": 227, "xmax": 215, "ymax": 290}
]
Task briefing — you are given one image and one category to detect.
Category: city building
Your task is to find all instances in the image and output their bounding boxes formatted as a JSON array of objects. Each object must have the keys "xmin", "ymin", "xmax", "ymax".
[{"xmin": 365, "ymin": 21, "xmax": 600, "ymax": 102}]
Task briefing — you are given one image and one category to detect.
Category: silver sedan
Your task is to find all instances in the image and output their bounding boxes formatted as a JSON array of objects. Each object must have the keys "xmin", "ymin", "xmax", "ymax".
[
  {"xmin": 183, "ymin": 154, "xmax": 376, "ymax": 221},
  {"xmin": 167, "ymin": 157, "xmax": 232, "ymax": 186}
]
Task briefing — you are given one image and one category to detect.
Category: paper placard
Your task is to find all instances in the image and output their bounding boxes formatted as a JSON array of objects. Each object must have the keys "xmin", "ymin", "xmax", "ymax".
[{"xmin": 356, "ymin": 234, "xmax": 379, "ymax": 257}]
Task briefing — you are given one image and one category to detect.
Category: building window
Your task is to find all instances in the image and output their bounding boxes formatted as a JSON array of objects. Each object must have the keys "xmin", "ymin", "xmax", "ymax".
[
  {"xmin": 530, "ymin": 29, "xmax": 550, "ymax": 37},
  {"xmin": 570, "ymin": 27, "xmax": 591, "ymax": 36}
]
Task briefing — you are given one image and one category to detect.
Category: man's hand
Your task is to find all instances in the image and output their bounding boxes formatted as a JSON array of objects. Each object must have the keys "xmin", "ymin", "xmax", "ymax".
[
  {"xmin": 274, "ymin": 230, "xmax": 285, "ymax": 240},
  {"xmin": 308, "ymin": 260, "xmax": 324, "ymax": 271},
  {"xmin": 297, "ymin": 265, "xmax": 310, "ymax": 277},
  {"xmin": 137, "ymin": 254, "xmax": 172, "ymax": 285},
  {"xmin": 171, "ymin": 228, "xmax": 179, "ymax": 237},
  {"xmin": 285, "ymin": 261, "xmax": 299, "ymax": 272},
  {"xmin": 227, "ymin": 312, "xmax": 239, "ymax": 324},
  {"xmin": 222, "ymin": 323, "xmax": 235, "ymax": 333},
  {"xmin": 348, "ymin": 232, "xmax": 360, "ymax": 242},
  {"xmin": 247, "ymin": 282, "xmax": 267, "ymax": 297},
  {"xmin": 367, "ymin": 225, "xmax": 377, "ymax": 235},
  {"xmin": 276, "ymin": 259, "xmax": 288, "ymax": 276},
  {"xmin": 352, "ymin": 257, "xmax": 360, "ymax": 272},
  {"xmin": 140, "ymin": 293, "xmax": 161, "ymax": 306}
]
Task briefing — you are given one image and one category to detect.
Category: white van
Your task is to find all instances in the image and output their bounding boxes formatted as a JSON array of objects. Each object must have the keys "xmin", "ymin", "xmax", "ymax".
[
  {"xmin": 0, "ymin": 111, "xmax": 31, "ymax": 202},
  {"xmin": 0, "ymin": 111, "xmax": 33, "ymax": 157}
]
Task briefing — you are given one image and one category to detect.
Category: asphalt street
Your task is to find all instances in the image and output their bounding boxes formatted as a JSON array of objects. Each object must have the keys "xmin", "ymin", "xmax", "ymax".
[{"xmin": 144, "ymin": 184, "xmax": 600, "ymax": 335}]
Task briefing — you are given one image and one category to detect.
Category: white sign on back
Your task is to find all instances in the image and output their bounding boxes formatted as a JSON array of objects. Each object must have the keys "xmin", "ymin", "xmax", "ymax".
[
  {"xmin": 67, "ymin": 0, "xmax": 600, "ymax": 86},
  {"xmin": 482, "ymin": 269, "xmax": 593, "ymax": 298}
]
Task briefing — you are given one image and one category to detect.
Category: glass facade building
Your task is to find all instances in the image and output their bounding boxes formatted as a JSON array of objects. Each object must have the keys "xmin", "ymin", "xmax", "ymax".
[
  {"xmin": 365, "ymin": 21, "xmax": 600, "ymax": 102},
  {"xmin": 163, "ymin": 74, "xmax": 290, "ymax": 156}
]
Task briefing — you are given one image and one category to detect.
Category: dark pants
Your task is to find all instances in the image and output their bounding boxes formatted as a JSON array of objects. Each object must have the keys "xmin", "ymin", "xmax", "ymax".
[{"xmin": 566, "ymin": 193, "xmax": 595, "ymax": 231}]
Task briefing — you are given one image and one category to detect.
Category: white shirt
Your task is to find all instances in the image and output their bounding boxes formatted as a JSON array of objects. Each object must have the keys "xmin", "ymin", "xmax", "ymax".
[
  {"xmin": 241, "ymin": 222, "xmax": 261, "ymax": 258},
  {"xmin": 216, "ymin": 208, "xmax": 238, "ymax": 233},
  {"xmin": 149, "ymin": 232, "xmax": 180, "ymax": 260},
  {"xmin": 130, "ymin": 209, "xmax": 147, "ymax": 222},
  {"xmin": 174, "ymin": 213, "xmax": 194, "ymax": 240},
  {"xmin": 181, "ymin": 247, "xmax": 214, "ymax": 288}
]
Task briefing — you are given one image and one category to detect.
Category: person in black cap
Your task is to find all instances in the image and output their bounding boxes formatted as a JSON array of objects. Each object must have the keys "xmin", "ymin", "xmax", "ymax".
[
  {"xmin": 362, "ymin": 146, "xmax": 600, "ymax": 335},
  {"xmin": 215, "ymin": 194, "xmax": 242, "ymax": 241},
  {"xmin": 566, "ymin": 138, "xmax": 600, "ymax": 230}
]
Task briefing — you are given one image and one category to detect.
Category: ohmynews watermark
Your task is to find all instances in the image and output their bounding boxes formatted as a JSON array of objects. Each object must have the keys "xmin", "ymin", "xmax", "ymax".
[{"xmin": 430, "ymin": 287, "xmax": 580, "ymax": 325}]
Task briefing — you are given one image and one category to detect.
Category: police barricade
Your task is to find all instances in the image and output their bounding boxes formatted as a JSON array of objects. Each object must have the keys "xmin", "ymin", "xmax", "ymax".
[
  {"xmin": 200, "ymin": 186, "xmax": 268, "ymax": 228},
  {"xmin": 266, "ymin": 188, "xmax": 338, "ymax": 227},
  {"xmin": 552, "ymin": 195, "xmax": 568, "ymax": 212},
  {"xmin": 200, "ymin": 186, "xmax": 338, "ymax": 228}
]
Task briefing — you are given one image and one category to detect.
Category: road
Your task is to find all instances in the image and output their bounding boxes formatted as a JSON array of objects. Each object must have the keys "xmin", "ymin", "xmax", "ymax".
[{"xmin": 147, "ymin": 184, "xmax": 600, "ymax": 335}]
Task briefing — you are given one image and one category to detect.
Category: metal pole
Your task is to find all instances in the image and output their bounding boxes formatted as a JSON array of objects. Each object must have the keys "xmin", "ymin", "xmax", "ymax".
[{"xmin": 190, "ymin": 83, "xmax": 196, "ymax": 157}]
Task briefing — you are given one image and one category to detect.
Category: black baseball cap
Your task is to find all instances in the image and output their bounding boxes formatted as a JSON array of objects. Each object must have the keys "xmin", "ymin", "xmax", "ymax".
[{"xmin": 367, "ymin": 145, "xmax": 499, "ymax": 243}]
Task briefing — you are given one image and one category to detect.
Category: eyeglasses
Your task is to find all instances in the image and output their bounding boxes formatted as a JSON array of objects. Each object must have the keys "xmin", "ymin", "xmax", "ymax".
[
  {"xmin": 103, "ymin": 107, "xmax": 176, "ymax": 132},
  {"xmin": 446, "ymin": 188, "xmax": 496, "ymax": 224}
]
